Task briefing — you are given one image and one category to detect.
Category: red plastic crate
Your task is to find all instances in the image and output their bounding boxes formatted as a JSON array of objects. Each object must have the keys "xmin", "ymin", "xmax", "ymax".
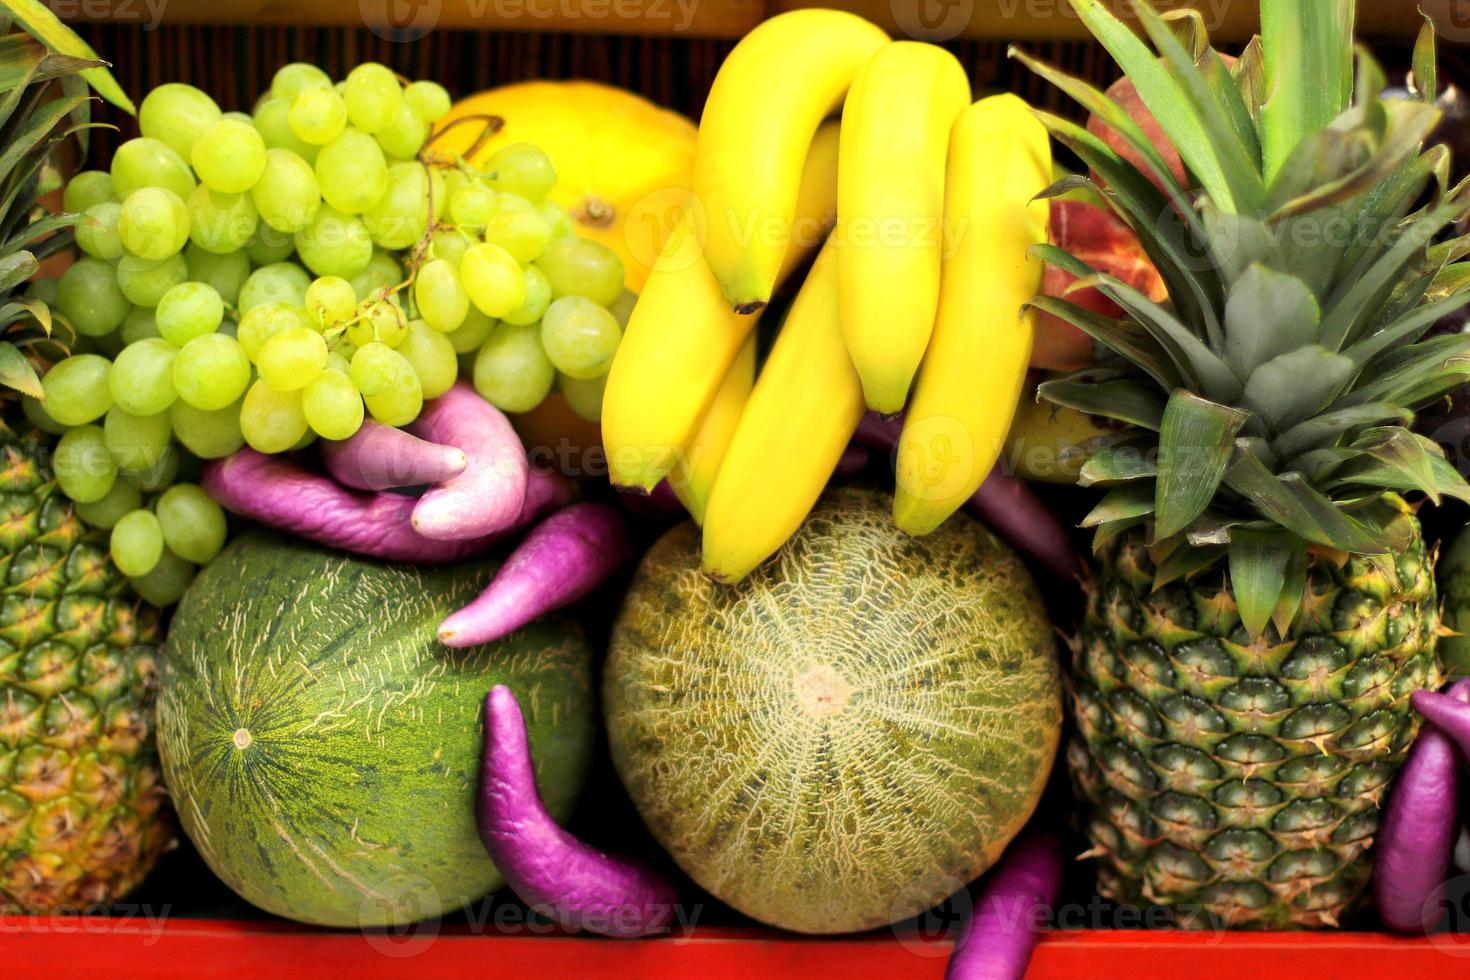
[{"xmin": 4, "ymin": 917, "xmax": 1467, "ymax": 978}]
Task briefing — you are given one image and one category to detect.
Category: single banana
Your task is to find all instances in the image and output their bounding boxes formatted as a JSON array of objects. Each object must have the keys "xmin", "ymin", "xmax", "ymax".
[
  {"xmin": 602, "ymin": 121, "xmax": 840, "ymax": 492},
  {"xmin": 692, "ymin": 9, "xmax": 887, "ymax": 312},
  {"xmin": 837, "ymin": 41, "xmax": 971, "ymax": 414},
  {"xmin": 893, "ymin": 95, "xmax": 1052, "ymax": 536},
  {"xmin": 666, "ymin": 332, "xmax": 755, "ymax": 525},
  {"xmin": 702, "ymin": 243, "xmax": 864, "ymax": 583}
]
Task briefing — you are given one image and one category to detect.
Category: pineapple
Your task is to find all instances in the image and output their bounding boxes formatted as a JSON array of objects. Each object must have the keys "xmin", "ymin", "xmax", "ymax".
[
  {"xmin": 1022, "ymin": 1, "xmax": 1470, "ymax": 928},
  {"xmin": 0, "ymin": 11, "xmax": 168, "ymax": 910}
]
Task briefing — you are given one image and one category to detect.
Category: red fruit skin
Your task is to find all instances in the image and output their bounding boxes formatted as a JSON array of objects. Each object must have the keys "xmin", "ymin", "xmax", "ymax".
[
  {"xmin": 1086, "ymin": 74, "xmax": 1188, "ymax": 193},
  {"xmin": 1032, "ymin": 200, "xmax": 1168, "ymax": 372}
]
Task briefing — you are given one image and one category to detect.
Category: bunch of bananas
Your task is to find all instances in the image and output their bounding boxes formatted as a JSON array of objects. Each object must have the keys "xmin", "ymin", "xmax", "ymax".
[{"xmin": 602, "ymin": 9, "xmax": 1052, "ymax": 582}]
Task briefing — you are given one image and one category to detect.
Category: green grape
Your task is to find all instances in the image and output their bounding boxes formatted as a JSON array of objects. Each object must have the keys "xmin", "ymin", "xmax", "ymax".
[
  {"xmin": 430, "ymin": 226, "xmax": 473, "ymax": 266},
  {"xmin": 441, "ymin": 168, "xmax": 470, "ymax": 204},
  {"xmin": 535, "ymin": 236, "xmax": 624, "ymax": 307},
  {"xmin": 540, "ymin": 295, "xmax": 621, "ymax": 379},
  {"xmin": 446, "ymin": 306, "xmax": 496, "ymax": 353},
  {"xmin": 244, "ymin": 224, "xmax": 297, "ymax": 265},
  {"xmin": 398, "ymin": 320, "xmax": 458, "ymax": 398},
  {"xmin": 103, "ymin": 405, "xmax": 172, "ymax": 473},
  {"xmin": 363, "ymin": 357, "xmax": 422, "ymax": 426},
  {"xmin": 237, "ymin": 302, "xmax": 313, "ymax": 361},
  {"xmin": 23, "ymin": 277, "xmax": 58, "ymax": 306},
  {"xmin": 538, "ymin": 199, "xmax": 573, "ymax": 239},
  {"xmin": 294, "ymin": 206, "xmax": 373, "ymax": 279},
  {"xmin": 271, "ymin": 62, "xmax": 333, "ymax": 100},
  {"xmin": 374, "ymin": 101, "xmax": 429, "ymax": 159},
  {"xmin": 348, "ymin": 250, "xmax": 403, "ymax": 303},
  {"xmin": 608, "ymin": 287, "xmax": 638, "ymax": 329},
  {"xmin": 21, "ymin": 395, "xmax": 66, "ymax": 435},
  {"xmin": 414, "ymin": 258, "xmax": 469, "ymax": 332},
  {"xmin": 121, "ymin": 446, "xmax": 179, "ymax": 491},
  {"xmin": 315, "ymin": 129, "xmax": 389, "ymax": 214},
  {"xmin": 288, "ymin": 87, "xmax": 347, "ymax": 145},
  {"xmin": 403, "ymin": 80, "xmax": 451, "ymax": 122},
  {"xmin": 111, "ymin": 137, "xmax": 196, "ymax": 199},
  {"xmin": 192, "ymin": 119, "xmax": 268, "ymax": 194},
  {"xmin": 116, "ymin": 253, "xmax": 189, "ymax": 308},
  {"xmin": 331, "ymin": 336, "xmax": 358, "ymax": 362},
  {"xmin": 238, "ymin": 262, "xmax": 312, "ymax": 313},
  {"xmin": 486, "ymin": 142, "xmax": 557, "ymax": 202},
  {"xmin": 368, "ymin": 301, "xmax": 408, "ymax": 347},
  {"xmin": 75, "ymin": 479, "xmax": 143, "ymax": 529},
  {"xmin": 120, "ymin": 307, "xmax": 160, "ymax": 345},
  {"xmin": 156, "ymin": 281, "xmax": 224, "ymax": 346},
  {"xmin": 110, "ymin": 509, "xmax": 164, "ymax": 577},
  {"xmin": 118, "ymin": 187, "xmax": 189, "ymax": 261},
  {"xmin": 54, "ymin": 425, "xmax": 117, "ymax": 503},
  {"xmin": 484, "ymin": 193, "xmax": 551, "ymax": 263},
  {"xmin": 171, "ymin": 396, "xmax": 245, "ymax": 459},
  {"xmin": 473, "ymin": 321, "xmax": 555, "ymax": 412},
  {"xmin": 110, "ymin": 338, "xmax": 179, "ymax": 415},
  {"xmin": 349, "ymin": 342, "xmax": 401, "ymax": 396},
  {"xmin": 251, "ymin": 147, "xmax": 322, "ymax": 233},
  {"xmin": 448, "ymin": 181, "xmax": 497, "ymax": 229},
  {"xmin": 558, "ymin": 371, "xmax": 606, "ymax": 422},
  {"xmin": 139, "ymin": 82, "xmax": 222, "ymax": 159},
  {"xmin": 253, "ymin": 96, "xmax": 319, "ymax": 163},
  {"xmin": 305, "ymin": 276, "xmax": 357, "ymax": 329},
  {"xmin": 460, "ymin": 242, "xmax": 525, "ymax": 318},
  {"xmin": 258, "ymin": 326, "xmax": 328, "ymax": 391},
  {"xmin": 185, "ymin": 244, "xmax": 251, "ymax": 305},
  {"xmin": 62, "ymin": 170, "xmax": 114, "ymax": 213},
  {"xmin": 302, "ymin": 369, "xmax": 364, "ymax": 440},
  {"xmin": 156, "ymin": 483, "xmax": 228, "ymax": 563},
  {"xmin": 240, "ymin": 378, "xmax": 308, "ymax": 453},
  {"xmin": 186, "ymin": 185, "xmax": 258, "ymax": 254},
  {"xmin": 223, "ymin": 111, "xmax": 254, "ymax": 124},
  {"xmin": 324, "ymin": 351, "xmax": 351, "ymax": 374},
  {"xmin": 129, "ymin": 547, "xmax": 196, "ymax": 607},
  {"xmin": 76, "ymin": 202, "xmax": 124, "ymax": 260},
  {"xmin": 500, "ymin": 263, "xmax": 551, "ymax": 326},
  {"xmin": 362, "ymin": 162, "xmax": 441, "ymax": 249},
  {"xmin": 174, "ymin": 332, "xmax": 251, "ymax": 409},
  {"xmin": 56, "ymin": 257, "xmax": 130, "ymax": 336},
  {"xmin": 343, "ymin": 63, "xmax": 402, "ymax": 134},
  {"xmin": 43, "ymin": 354, "xmax": 112, "ymax": 424}
]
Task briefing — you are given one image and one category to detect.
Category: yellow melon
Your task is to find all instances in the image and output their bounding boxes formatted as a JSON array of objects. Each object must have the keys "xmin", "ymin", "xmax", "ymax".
[{"xmin": 433, "ymin": 81, "xmax": 697, "ymax": 292}]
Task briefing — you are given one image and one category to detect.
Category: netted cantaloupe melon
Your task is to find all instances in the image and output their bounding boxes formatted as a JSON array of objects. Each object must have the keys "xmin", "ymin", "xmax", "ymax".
[{"xmin": 604, "ymin": 487, "xmax": 1062, "ymax": 934}]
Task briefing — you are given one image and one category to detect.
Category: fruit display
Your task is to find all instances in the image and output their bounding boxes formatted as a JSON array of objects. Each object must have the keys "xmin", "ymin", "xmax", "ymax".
[
  {"xmin": 1030, "ymin": 0, "xmax": 1470, "ymax": 928},
  {"xmin": 29, "ymin": 60, "xmax": 640, "ymax": 604},
  {"xmin": 0, "ymin": 12, "xmax": 170, "ymax": 914},
  {"xmin": 16, "ymin": 0, "xmax": 1470, "ymax": 970},
  {"xmin": 157, "ymin": 531, "xmax": 595, "ymax": 926},
  {"xmin": 604, "ymin": 487, "xmax": 1061, "ymax": 934}
]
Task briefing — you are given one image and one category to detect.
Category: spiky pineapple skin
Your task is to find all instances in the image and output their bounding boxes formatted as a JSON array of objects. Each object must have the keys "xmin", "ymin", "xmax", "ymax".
[
  {"xmin": 0, "ymin": 419, "xmax": 169, "ymax": 911},
  {"xmin": 1070, "ymin": 508, "xmax": 1440, "ymax": 929}
]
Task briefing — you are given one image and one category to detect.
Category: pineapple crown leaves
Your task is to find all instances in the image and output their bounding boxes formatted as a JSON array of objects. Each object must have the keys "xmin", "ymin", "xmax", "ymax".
[
  {"xmin": 0, "ymin": 1, "xmax": 130, "ymax": 397},
  {"xmin": 1017, "ymin": 0, "xmax": 1470, "ymax": 637}
]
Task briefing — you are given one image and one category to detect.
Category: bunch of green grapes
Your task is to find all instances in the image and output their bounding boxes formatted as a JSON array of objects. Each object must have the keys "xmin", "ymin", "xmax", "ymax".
[{"xmin": 31, "ymin": 61, "xmax": 629, "ymax": 605}]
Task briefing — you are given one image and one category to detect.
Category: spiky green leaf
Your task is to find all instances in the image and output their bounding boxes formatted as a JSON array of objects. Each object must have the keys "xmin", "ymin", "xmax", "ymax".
[
  {"xmin": 1241, "ymin": 346, "xmax": 1355, "ymax": 434},
  {"xmin": 1, "ymin": 0, "xmax": 133, "ymax": 112},
  {"xmin": 1155, "ymin": 390, "xmax": 1250, "ymax": 539},
  {"xmin": 1272, "ymin": 402, "xmax": 1413, "ymax": 459},
  {"xmin": 1039, "ymin": 375, "xmax": 1166, "ymax": 431},
  {"xmin": 1224, "ymin": 444, "xmax": 1396, "ymax": 553},
  {"xmin": 1222, "ymin": 264, "xmax": 1320, "ymax": 377},
  {"xmin": 1259, "ymin": 0, "xmax": 1355, "ymax": 180},
  {"xmin": 1412, "ymin": 15, "xmax": 1437, "ymax": 102},
  {"xmin": 1229, "ymin": 527, "xmax": 1301, "ymax": 637},
  {"xmin": 0, "ymin": 340, "xmax": 41, "ymax": 397},
  {"xmin": 1083, "ymin": 482, "xmax": 1157, "ymax": 528}
]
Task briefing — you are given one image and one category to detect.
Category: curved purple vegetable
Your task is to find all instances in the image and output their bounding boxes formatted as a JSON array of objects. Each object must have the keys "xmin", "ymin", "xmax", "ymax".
[
  {"xmin": 835, "ymin": 444, "xmax": 870, "ymax": 479},
  {"xmin": 1411, "ymin": 684, "xmax": 1470, "ymax": 755},
  {"xmin": 439, "ymin": 503, "xmax": 633, "ymax": 647},
  {"xmin": 321, "ymin": 420, "xmax": 467, "ymax": 491},
  {"xmin": 967, "ymin": 469, "xmax": 1081, "ymax": 581},
  {"xmin": 410, "ymin": 381, "xmax": 529, "ymax": 540},
  {"xmin": 1376, "ymin": 679, "xmax": 1470, "ymax": 933},
  {"xmin": 478, "ymin": 685, "xmax": 677, "ymax": 937},
  {"xmin": 854, "ymin": 411, "xmax": 1080, "ymax": 580},
  {"xmin": 946, "ymin": 830, "xmax": 1061, "ymax": 980},
  {"xmin": 203, "ymin": 450, "xmax": 501, "ymax": 562}
]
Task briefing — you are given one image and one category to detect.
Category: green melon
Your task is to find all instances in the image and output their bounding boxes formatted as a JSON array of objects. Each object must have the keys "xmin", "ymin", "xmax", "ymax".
[
  {"xmin": 157, "ymin": 531, "xmax": 595, "ymax": 927},
  {"xmin": 603, "ymin": 486, "xmax": 1062, "ymax": 934}
]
